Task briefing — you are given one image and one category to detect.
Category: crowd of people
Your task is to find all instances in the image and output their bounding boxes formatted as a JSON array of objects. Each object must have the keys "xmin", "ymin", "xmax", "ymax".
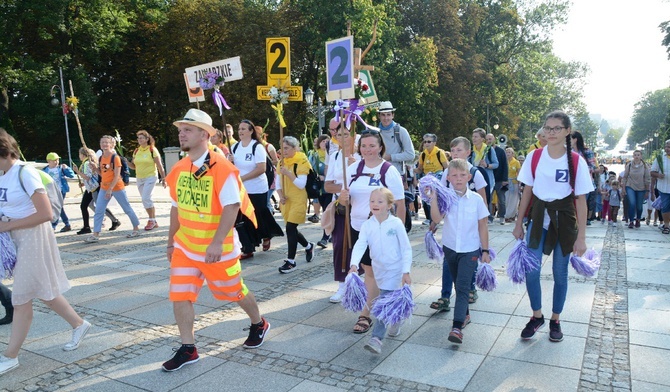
[{"xmin": 1, "ymin": 103, "xmax": 669, "ymax": 375}]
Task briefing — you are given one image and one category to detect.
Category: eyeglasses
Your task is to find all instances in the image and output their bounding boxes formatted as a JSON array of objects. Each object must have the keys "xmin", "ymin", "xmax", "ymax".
[
  {"xmin": 361, "ymin": 129, "xmax": 380, "ymax": 135},
  {"xmin": 423, "ymin": 140, "xmax": 434, "ymax": 144},
  {"xmin": 543, "ymin": 126, "xmax": 566, "ymax": 134}
]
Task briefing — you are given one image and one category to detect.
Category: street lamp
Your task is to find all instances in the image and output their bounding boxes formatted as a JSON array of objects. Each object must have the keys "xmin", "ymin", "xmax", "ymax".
[
  {"xmin": 49, "ymin": 66, "xmax": 73, "ymax": 167},
  {"xmin": 305, "ymin": 87, "xmax": 327, "ymax": 134},
  {"xmin": 485, "ymin": 104, "xmax": 499, "ymax": 133}
]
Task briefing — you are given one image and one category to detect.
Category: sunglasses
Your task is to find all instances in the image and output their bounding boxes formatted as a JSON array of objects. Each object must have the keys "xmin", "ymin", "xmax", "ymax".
[
  {"xmin": 423, "ymin": 140, "xmax": 434, "ymax": 143},
  {"xmin": 361, "ymin": 129, "xmax": 380, "ymax": 135}
]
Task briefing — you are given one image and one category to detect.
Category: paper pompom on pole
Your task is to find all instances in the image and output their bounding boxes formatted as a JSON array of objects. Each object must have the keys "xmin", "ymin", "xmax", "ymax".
[
  {"xmin": 476, "ymin": 262, "xmax": 497, "ymax": 291},
  {"xmin": 570, "ymin": 249, "xmax": 601, "ymax": 277},
  {"xmin": 425, "ymin": 231, "xmax": 444, "ymax": 261},
  {"xmin": 371, "ymin": 285, "xmax": 415, "ymax": 326},
  {"xmin": 341, "ymin": 273, "xmax": 368, "ymax": 313},
  {"xmin": 418, "ymin": 175, "xmax": 457, "ymax": 215},
  {"xmin": 0, "ymin": 232, "xmax": 17, "ymax": 279},
  {"xmin": 506, "ymin": 239, "xmax": 539, "ymax": 284}
]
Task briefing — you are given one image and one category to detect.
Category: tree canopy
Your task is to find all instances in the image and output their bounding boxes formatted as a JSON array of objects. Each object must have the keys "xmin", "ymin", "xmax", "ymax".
[{"xmin": 1, "ymin": 0, "xmax": 593, "ymax": 161}]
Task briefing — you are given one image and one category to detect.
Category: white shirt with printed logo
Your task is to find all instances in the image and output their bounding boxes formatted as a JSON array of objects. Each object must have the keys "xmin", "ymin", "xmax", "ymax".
[{"xmin": 231, "ymin": 141, "xmax": 268, "ymax": 194}]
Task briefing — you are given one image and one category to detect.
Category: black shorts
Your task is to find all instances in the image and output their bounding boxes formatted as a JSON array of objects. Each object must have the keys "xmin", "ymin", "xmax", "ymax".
[{"xmin": 350, "ymin": 227, "xmax": 372, "ymax": 266}]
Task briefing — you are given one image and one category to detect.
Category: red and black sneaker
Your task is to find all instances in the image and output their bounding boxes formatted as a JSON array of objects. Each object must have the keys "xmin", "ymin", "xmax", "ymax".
[
  {"xmin": 520, "ymin": 315, "xmax": 545, "ymax": 339},
  {"xmin": 243, "ymin": 317, "xmax": 271, "ymax": 349},
  {"xmin": 161, "ymin": 345, "xmax": 199, "ymax": 372}
]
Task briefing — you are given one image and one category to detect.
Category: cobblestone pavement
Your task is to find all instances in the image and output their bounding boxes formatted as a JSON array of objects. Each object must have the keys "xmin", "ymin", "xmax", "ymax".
[{"xmin": 1, "ymin": 185, "xmax": 669, "ymax": 391}]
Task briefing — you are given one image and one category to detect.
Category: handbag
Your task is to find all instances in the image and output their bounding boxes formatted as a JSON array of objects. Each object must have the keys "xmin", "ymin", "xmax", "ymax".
[{"xmin": 320, "ymin": 201, "xmax": 336, "ymax": 236}]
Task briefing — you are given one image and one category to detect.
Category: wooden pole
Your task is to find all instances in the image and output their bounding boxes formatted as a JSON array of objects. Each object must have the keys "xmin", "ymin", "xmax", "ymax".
[
  {"xmin": 340, "ymin": 109, "xmax": 352, "ymax": 272},
  {"xmin": 68, "ymin": 80, "xmax": 87, "ymax": 150}
]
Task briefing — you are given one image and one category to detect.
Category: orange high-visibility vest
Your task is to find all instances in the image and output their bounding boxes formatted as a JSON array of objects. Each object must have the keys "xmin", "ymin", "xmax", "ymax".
[{"xmin": 167, "ymin": 152, "xmax": 256, "ymax": 257}]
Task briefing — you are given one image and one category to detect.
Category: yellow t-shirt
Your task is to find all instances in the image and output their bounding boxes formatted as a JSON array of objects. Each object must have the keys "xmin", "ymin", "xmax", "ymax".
[
  {"xmin": 508, "ymin": 157, "xmax": 521, "ymax": 183},
  {"xmin": 420, "ymin": 148, "xmax": 447, "ymax": 174},
  {"xmin": 133, "ymin": 146, "xmax": 159, "ymax": 179}
]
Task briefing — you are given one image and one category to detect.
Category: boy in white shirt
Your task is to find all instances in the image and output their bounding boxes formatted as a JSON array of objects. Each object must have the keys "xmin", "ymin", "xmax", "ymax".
[
  {"xmin": 349, "ymin": 187, "xmax": 412, "ymax": 354},
  {"xmin": 430, "ymin": 159, "xmax": 490, "ymax": 344}
]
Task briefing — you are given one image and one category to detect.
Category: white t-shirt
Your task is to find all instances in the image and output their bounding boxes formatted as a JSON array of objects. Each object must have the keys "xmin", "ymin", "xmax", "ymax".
[
  {"xmin": 439, "ymin": 161, "xmax": 487, "ymax": 192},
  {"xmin": 346, "ymin": 160, "xmax": 405, "ymax": 231},
  {"xmin": 440, "ymin": 189, "xmax": 489, "ymax": 253},
  {"xmin": 651, "ymin": 155, "xmax": 670, "ymax": 193},
  {"xmin": 517, "ymin": 148, "xmax": 595, "ymax": 228},
  {"xmin": 231, "ymin": 141, "xmax": 268, "ymax": 194},
  {"xmin": 325, "ymin": 150, "xmax": 361, "ymax": 196},
  {"xmin": 0, "ymin": 162, "xmax": 45, "ymax": 220}
]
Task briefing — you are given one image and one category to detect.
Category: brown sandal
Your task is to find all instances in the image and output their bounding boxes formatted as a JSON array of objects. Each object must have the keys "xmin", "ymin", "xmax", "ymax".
[
  {"xmin": 353, "ymin": 316, "xmax": 373, "ymax": 334},
  {"xmin": 262, "ymin": 238, "xmax": 271, "ymax": 251}
]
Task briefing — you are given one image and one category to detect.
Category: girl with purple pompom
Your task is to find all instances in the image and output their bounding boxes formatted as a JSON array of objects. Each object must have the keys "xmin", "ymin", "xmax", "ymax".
[
  {"xmin": 348, "ymin": 187, "xmax": 412, "ymax": 354},
  {"xmin": 429, "ymin": 158, "xmax": 490, "ymax": 344},
  {"xmin": 513, "ymin": 111, "xmax": 594, "ymax": 343}
]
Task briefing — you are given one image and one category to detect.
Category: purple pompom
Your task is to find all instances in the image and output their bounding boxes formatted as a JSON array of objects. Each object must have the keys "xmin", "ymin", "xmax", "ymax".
[
  {"xmin": 570, "ymin": 249, "xmax": 601, "ymax": 277},
  {"xmin": 476, "ymin": 262, "xmax": 498, "ymax": 291},
  {"xmin": 507, "ymin": 239, "xmax": 539, "ymax": 284},
  {"xmin": 652, "ymin": 197, "xmax": 662, "ymax": 210},
  {"xmin": 0, "ymin": 232, "xmax": 17, "ymax": 279},
  {"xmin": 488, "ymin": 247, "xmax": 497, "ymax": 261},
  {"xmin": 425, "ymin": 231, "xmax": 444, "ymax": 261},
  {"xmin": 418, "ymin": 175, "xmax": 457, "ymax": 215},
  {"xmin": 341, "ymin": 273, "xmax": 368, "ymax": 312},
  {"xmin": 371, "ymin": 285, "xmax": 415, "ymax": 326}
]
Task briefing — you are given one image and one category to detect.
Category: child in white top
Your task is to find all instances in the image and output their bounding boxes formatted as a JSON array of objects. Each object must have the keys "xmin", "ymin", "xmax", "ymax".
[
  {"xmin": 608, "ymin": 180, "xmax": 622, "ymax": 226},
  {"xmin": 429, "ymin": 159, "xmax": 490, "ymax": 344},
  {"xmin": 349, "ymin": 187, "xmax": 412, "ymax": 354}
]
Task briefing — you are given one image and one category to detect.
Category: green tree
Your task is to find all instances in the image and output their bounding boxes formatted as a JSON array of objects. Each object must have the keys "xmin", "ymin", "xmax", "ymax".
[{"xmin": 629, "ymin": 88, "xmax": 670, "ymax": 148}]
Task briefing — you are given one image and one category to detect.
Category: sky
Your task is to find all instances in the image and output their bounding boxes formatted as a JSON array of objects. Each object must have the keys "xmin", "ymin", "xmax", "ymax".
[{"xmin": 551, "ymin": 0, "xmax": 670, "ymax": 128}]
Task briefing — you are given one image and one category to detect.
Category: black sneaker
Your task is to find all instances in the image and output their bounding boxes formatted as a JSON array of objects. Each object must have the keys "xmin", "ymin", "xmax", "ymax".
[
  {"xmin": 109, "ymin": 220, "xmax": 121, "ymax": 231},
  {"xmin": 317, "ymin": 239, "xmax": 328, "ymax": 248},
  {"xmin": 278, "ymin": 260, "xmax": 297, "ymax": 274},
  {"xmin": 520, "ymin": 315, "xmax": 545, "ymax": 339},
  {"xmin": 305, "ymin": 242, "xmax": 314, "ymax": 262},
  {"xmin": 59, "ymin": 225, "xmax": 72, "ymax": 233},
  {"xmin": 307, "ymin": 214, "xmax": 320, "ymax": 223},
  {"xmin": 549, "ymin": 319, "xmax": 564, "ymax": 342},
  {"xmin": 161, "ymin": 346, "xmax": 199, "ymax": 372},
  {"xmin": 243, "ymin": 317, "xmax": 271, "ymax": 348},
  {"xmin": 76, "ymin": 227, "xmax": 92, "ymax": 235}
]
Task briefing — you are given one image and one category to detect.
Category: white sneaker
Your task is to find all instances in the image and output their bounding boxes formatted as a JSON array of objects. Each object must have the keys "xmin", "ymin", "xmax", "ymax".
[
  {"xmin": 0, "ymin": 355, "xmax": 19, "ymax": 375},
  {"xmin": 329, "ymin": 283, "xmax": 346, "ymax": 303},
  {"xmin": 422, "ymin": 219, "xmax": 430, "ymax": 225},
  {"xmin": 499, "ymin": 217, "xmax": 505, "ymax": 225},
  {"xmin": 63, "ymin": 320, "xmax": 91, "ymax": 351},
  {"xmin": 388, "ymin": 323, "xmax": 402, "ymax": 337},
  {"xmin": 364, "ymin": 337, "xmax": 382, "ymax": 354}
]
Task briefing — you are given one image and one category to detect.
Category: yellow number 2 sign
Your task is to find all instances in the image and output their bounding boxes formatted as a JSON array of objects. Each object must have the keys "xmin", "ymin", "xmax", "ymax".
[{"xmin": 266, "ymin": 37, "xmax": 290, "ymax": 86}]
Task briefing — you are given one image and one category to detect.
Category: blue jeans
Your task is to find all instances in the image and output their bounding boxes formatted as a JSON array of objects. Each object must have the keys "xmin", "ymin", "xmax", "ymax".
[
  {"xmin": 524, "ymin": 221, "xmax": 570, "ymax": 315},
  {"xmin": 52, "ymin": 190, "xmax": 70, "ymax": 228},
  {"xmin": 626, "ymin": 187, "xmax": 646, "ymax": 221},
  {"xmin": 372, "ymin": 289, "xmax": 392, "ymax": 340},
  {"xmin": 444, "ymin": 247, "xmax": 479, "ymax": 325},
  {"xmin": 93, "ymin": 189, "xmax": 140, "ymax": 233},
  {"xmin": 440, "ymin": 246, "xmax": 476, "ymax": 298}
]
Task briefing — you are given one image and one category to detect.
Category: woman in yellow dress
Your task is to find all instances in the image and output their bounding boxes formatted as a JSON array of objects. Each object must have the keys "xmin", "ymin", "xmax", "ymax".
[{"xmin": 276, "ymin": 136, "xmax": 315, "ymax": 273}]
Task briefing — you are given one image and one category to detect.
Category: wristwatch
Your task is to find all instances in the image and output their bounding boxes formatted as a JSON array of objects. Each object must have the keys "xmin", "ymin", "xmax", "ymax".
[{"xmin": 481, "ymin": 249, "xmax": 489, "ymax": 253}]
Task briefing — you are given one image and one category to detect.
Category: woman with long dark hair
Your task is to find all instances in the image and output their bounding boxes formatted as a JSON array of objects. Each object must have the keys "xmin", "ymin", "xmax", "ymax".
[
  {"xmin": 228, "ymin": 120, "xmax": 283, "ymax": 259},
  {"xmin": 0, "ymin": 129, "xmax": 91, "ymax": 375},
  {"xmin": 513, "ymin": 112, "xmax": 594, "ymax": 342},
  {"xmin": 570, "ymin": 131, "xmax": 600, "ymax": 224}
]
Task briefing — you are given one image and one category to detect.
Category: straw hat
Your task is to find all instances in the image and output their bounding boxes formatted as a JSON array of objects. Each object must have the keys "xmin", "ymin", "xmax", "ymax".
[{"xmin": 173, "ymin": 109, "xmax": 217, "ymax": 136}]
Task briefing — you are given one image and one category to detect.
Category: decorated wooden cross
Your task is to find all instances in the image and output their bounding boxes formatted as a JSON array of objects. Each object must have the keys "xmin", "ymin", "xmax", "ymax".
[{"xmin": 257, "ymin": 37, "xmax": 303, "ymax": 142}]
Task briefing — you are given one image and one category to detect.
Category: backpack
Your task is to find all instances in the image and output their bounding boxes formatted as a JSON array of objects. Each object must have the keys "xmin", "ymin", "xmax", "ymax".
[
  {"xmin": 293, "ymin": 164, "xmax": 322, "ymax": 199},
  {"xmin": 232, "ymin": 141, "xmax": 275, "ymax": 188},
  {"xmin": 349, "ymin": 160, "xmax": 392, "ymax": 187},
  {"xmin": 18, "ymin": 165, "xmax": 64, "ymax": 224},
  {"xmin": 99, "ymin": 154, "xmax": 130, "ymax": 185}
]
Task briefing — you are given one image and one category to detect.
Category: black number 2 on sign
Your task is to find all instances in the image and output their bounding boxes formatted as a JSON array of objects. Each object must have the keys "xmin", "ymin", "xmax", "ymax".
[
  {"xmin": 329, "ymin": 46, "xmax": 349, "ymax": 85},
  {"xmin": 270, "ymin": 42, "xmax": 287, "ymax": 75}
]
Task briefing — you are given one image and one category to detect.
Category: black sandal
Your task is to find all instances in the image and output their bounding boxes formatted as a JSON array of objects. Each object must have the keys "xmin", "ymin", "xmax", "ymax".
[{"xmin": 353, "ymin": 316, "xmax": 373, "ymax": 334}]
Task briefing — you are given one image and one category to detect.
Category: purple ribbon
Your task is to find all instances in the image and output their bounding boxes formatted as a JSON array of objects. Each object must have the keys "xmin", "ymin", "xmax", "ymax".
[
  {"xmin": 332, "ymin": 99, "xmax": 379, "ymax": 131},
  {"xmin": 212, "ymin": 90, "xmax": 231, "ymax": 115}
]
